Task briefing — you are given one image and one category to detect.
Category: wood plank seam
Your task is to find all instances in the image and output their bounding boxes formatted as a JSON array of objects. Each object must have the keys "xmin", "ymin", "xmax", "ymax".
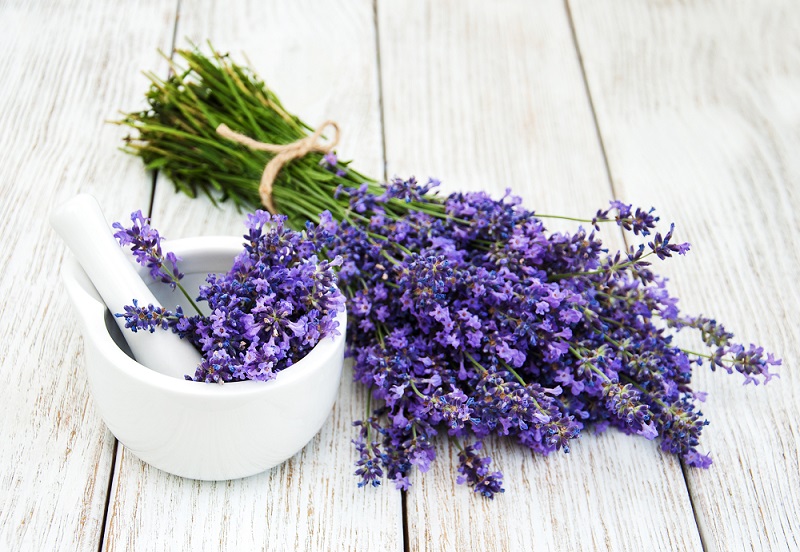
[
  {"xmin": 680, "ymin": 462, "xmax": 709, "ymax": 552},
  {"xmin": 562, "ymin": 1, "xmax": 706, "ymax": 547},
  {"xmin": 566, "ymin": 1, "xmax": 800, "ymax": 549},
  {"xmin": 97, "ymin": 440, "xmax": 119, "ymax": 552},
  {"xmin": 372, "ymin": 1, "xmax": 410, "ymax": 549},
  {"xmin": 377, "ymin": 1, "xmax": 703, "ymax": 550},
  {"xmin": 107, "ymin": 1, "xmax": 404, "ymax": 549},
  {"xmin": 100, "ymin": 0, "xmax": 181, "ymax": 549},
  {"xmin": 563, "ymin": 0, "xmax": 616, "ymax": 195},
  {"xmin": 372, "ymin": 0, "xmax": 390, "ymax": 183},
  {"xmin": 0, "ymin": 0, "xmax": 177, "ymax": 548}
]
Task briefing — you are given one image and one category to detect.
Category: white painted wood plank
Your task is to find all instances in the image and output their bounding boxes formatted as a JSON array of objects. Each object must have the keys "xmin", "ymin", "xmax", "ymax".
[
  {"xmin": 0, "ymin": 1, "xmax": 177, "ymax": 550},
  {"xmin": 378, "ymin": 1, "xmax": 703, "ymax": 550},
  {"xmin": 569, "ymin": 0, "xmax": 800, "ymax": 549},
  {"xmin": 103, "ymin": 1, "xmax": 403, "ymax": 550}
]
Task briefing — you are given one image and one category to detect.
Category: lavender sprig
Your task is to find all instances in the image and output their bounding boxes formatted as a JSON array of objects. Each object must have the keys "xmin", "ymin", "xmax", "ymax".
[
  {"xmin": 112, "ymin": 210, "xmax": 203, "ymax": 315},
  {"xmin": 114, "ymin": 299, "xmax": 185, "ymax": 334}
]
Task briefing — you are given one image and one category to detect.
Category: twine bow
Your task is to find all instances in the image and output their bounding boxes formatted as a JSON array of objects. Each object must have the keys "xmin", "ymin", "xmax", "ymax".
[{"xmin": 216, "ymin": 121, "xmax": 341, "ymax": 214}]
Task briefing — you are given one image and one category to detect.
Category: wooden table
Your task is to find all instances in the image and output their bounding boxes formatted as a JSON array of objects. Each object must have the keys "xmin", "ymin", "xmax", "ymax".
[{"xmin": 2, "ymin": 0, "xmax": 798, "ymax": 550}]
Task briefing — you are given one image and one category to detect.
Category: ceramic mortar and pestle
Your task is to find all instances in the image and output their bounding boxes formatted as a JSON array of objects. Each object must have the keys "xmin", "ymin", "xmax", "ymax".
[{"xmin": 51, "ymin": 195, "xmax": 346, "ymax": 481}]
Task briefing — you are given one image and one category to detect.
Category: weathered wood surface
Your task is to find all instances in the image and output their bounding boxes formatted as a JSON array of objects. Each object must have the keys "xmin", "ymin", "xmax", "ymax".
[
  {"xmin": 3, "ymin": 0, "xmax": 799, "ymax": 549},
  {"xmin": 377, "ymin": 0, "xmax": 702, "ymax": 550},
  {"xmin": 569, "ymin": 0, "xmax": 800, "ymax": 550},
  {"xmin": 0, "ymin": 0, "xmax": 176, "ymax": 550},
  {"xmin": 102, "ymin": 1, "xmax": 402, "ymax": 551}
]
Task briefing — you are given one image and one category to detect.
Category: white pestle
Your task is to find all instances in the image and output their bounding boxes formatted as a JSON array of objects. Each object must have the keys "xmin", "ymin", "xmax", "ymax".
[{"xmin": 50, "ymin": 194, "xmax": 203, "ymax": 379}]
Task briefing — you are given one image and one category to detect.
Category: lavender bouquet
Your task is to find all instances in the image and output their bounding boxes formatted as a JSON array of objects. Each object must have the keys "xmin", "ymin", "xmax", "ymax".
[
  {"xmin": 113, "ymin": 208, "xmax": 345, "ymax": 383},
  {"xmin": 116, "ymin": 46, "xmax": 780, "ymax": 497}
]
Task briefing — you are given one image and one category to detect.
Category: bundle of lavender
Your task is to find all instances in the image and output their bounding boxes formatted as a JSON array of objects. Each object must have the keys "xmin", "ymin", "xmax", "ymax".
[{"xmin": 117, "ymin": 46, "xmax": 779, "ymax": 497}]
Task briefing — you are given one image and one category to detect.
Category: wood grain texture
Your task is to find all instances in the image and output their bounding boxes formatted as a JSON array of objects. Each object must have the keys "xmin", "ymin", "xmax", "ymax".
[
  {"xmin": 377, "ymin": 0, "xmax": 703, "ymax": 550},
  {"xmin": 569, "ymin": 0, "xmax": 800, "ymax": 550},
  {"xmin": 103, "ymin": 1, "xmax": 402, "ymax": 550},
  {"xmin": 0, "ymin": 0, "xmax": 177, "ymax": 550}
]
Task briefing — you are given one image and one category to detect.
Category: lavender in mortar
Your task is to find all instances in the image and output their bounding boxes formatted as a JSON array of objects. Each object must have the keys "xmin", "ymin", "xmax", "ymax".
[{"xmin": 113, "ymin": 210, "xmax": 345, "ymax": 383}]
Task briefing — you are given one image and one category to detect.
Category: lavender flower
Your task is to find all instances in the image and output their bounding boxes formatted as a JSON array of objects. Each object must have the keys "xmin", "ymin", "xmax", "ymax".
[
  {"xmin": 593, "ymin": 200, "xmax": 659, "ymax": 236},
  {"xmin": 113, "ymin": 210, "xmax": 184, "ymax": 288},
  {"xmin": 602, "ymin": 382, "xmax": 656, "ymax": 439},
  {"xmin": 115, "ymin": 299, "xmax": 183, "ymax": 333},
  {"xmin": 456, "ymin": 442, "xmax": 505, "ymax": 499},
  {"xmin": 648, "ymin": 223, "xmax": 691, "ymax": 259}
]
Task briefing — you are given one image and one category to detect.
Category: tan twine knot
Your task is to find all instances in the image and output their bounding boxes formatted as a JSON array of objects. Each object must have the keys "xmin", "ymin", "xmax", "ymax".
[{"xmin": 216, "ymin": 121, "xmax": 341, "ymax": 214}]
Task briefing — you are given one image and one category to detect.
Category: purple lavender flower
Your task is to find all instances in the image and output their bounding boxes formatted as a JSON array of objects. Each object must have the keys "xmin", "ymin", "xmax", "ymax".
[
  {"xmin": 711, "ymin": 343, "xmax": 781, "ymax": 385},
  {"xmin": 602, "ymin": 382, "xmax": 656, "ymax": 439},
  {"xmin": 432, "ymin": 388, "xmax": 474, "ymax": 432},
  {"xmin": 456, "ymin": 442, "xmax": 505, "ymax": 499},
  {"xmin": 320, "ymin": 152, "xmax": 346, "ymax": 177},
  {"xmin": 354, "ymin": 442, "xmax": 384, "ymax": 488},
  {"xmin": 113, "ymin": 210, "xmax": 184, "ymax": 289},
  {"xmin": 655, "ymin": 397, "xmax": 710, "ymax": 465},
  {"xmin": 593, "ymin": 201, "xmax": 658, "ymax": 235},
  {"xmin": 648, "ymin": 223, "xmax": 691, "ymax": 260},
  {"xmin": 115, "ymin": 299, "xmax": 184, "ymax": 333}
]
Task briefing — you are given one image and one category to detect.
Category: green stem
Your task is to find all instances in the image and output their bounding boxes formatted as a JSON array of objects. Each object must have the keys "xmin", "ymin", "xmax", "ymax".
[
  {"xmin": 680, "ymin": 348, "xmax": 740, "ymax": 367},
  {"xmin": 551, "ymin": 252, "xmax": 655, "ymax": 280},
  {"xmin": 500, "ymin": 360, "xmax": 527, "ymax": 386},
  {"xmin": 175, "ymin": 281, "xmax": 204, "ymax": 316},
  {"xmin": 365, "ymin": 389, "xmax": 374, "ymax": 454},
  {"xmin": 535, "ymin": 214, "xmax": 596, "ymax": 224},
  {"xmin": 568, "ymin": 345, "xmax": 612, "ymax": 383},
  {"xmin": 463, "ymin": 351, "xmax": 488, "ymax": 375},
  {"xmin": 409, "ymin": 380, "xmax": 427, "ymax": 400}
]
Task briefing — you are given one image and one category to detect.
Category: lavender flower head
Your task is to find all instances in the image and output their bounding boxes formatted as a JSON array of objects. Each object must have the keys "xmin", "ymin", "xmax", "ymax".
[{"xmin": 113, "ymin": 210, "xmax": 183, "ymax": 289}]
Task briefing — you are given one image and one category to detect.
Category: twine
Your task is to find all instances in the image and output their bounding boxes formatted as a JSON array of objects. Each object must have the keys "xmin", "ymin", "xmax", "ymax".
[{"xmin": 216, "ymin": 121, "xmax": 341, "ymax": 214}]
